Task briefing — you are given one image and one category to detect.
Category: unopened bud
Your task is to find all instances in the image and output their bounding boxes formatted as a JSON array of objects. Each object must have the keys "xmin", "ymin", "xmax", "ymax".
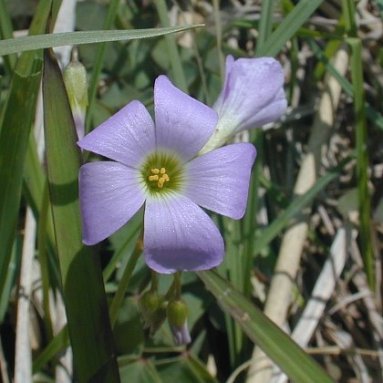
[
  {"xmin": 63, "ymin": 58, "xmax": 88, "ymax": 139},
  {"xmin": 138, "ymin": 290, "xmax": 166, "ymax": 335},
  {"xmin": 139, "ymin": 290, "xmax": 161, "ymax": 322},
  {"xmin": 167, "ymin": 300, "xmax": 191, "ymax": 345}
]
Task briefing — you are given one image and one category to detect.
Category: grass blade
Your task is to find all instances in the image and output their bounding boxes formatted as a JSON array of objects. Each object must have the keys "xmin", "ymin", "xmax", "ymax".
[
  {"xmin": 0, "ymin": 0, "xmax": 52, "ymax": 312},
  {"xmin": 0, "ymin": 65, "xmax": 42, "ymax": 295},
  {"xmin": 348, "ymin": 38, "xmax": 374, "ymax": 288},
  {"xmin": 0, "ymin": 26, "xmax": 202, "ymax": 56},
  {"xmin": 197, "ymin": 270, "xmax": 334, "ymax": 383},
  {"xmin": 256, "ymin": 0, "xmax": 277, "ymax": 55},
  {"xmin": 258, "ymin": 0, "xmax": 324, "ymax": 57},
  {"xmin": 0, "ymin": 0, "xmax": 16, "ymax": 70},
  {"xmin": 85, "ymin": 0, "xmax": 119, "ymax": 134},
  {"xmin": 43, "ymin": 50, "xmax": 120, "ymax": 382},
  {"xmin": 155, "ymin": 0, "xmax": 188, "ymax": 91}
]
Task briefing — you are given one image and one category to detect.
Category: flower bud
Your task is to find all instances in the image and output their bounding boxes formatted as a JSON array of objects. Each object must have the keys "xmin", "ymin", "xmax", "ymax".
[
  {"xmin": 138, "ymin": 290, "xmax": 166, "ymax": 334},
  {"xmin": 167, "ymin": 299, "xmax": 191, "ymax": 345},
  {"xmin": 63, "ymin": 58, "xmax": 88, "ymax": 140},
  {"xmin": 200, "ymin": 55, "xmax": 287, "ymax": 154}
]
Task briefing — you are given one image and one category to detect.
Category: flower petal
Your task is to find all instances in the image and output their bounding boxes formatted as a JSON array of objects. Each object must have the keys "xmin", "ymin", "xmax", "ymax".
[
  {"xmin": 170, "ymin": 323, "xmax": 191, "ymax": 345},
  {"xmin": 242, "ymin": 87, "xmax": 286, "ymax": 128},
  {"xmin": 78, "ymin": 100, "xmax": 155, "ymax": 168},
  {"xmin": 185, "ymin": 143, "xmax": 256, "ymax": 219},
  {"xmin": 144, "ymin": 194, "xmax": 224, "ymax": 273},
  {"xmin": 79, "ymin": 161, "xmax": 145, "ymax": 245},
  {"xmin": 154, "ymin": 75, "xmax": 218, "ymax": 161},
  {"xmin": 213, "ymin": 55, "xmax": 235, "ymax": 113},
  {"xmin": 214, "ymin": 56, "xmax": 287, "ymax": 132}
]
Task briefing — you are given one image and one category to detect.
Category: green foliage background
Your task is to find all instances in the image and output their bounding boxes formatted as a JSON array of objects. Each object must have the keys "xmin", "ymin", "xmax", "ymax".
[{"xmin": 0, "ymin": 1, "xmax": 382, "ymax": 382}]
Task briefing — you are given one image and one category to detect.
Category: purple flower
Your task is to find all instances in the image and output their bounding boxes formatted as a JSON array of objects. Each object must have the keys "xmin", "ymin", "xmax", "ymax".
[
  {"xmin": 78, "ymin": 75, "xmax": 256, "ymax": 274},
  {"xmin": 201, "ymin": 55, "xmax": 287, "ymax": 153}
]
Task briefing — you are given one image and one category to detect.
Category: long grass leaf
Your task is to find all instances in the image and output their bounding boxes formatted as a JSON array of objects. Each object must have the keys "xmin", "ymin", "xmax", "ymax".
[
  {"xmin": 0, "ymin": 0, "xmax": 52, "ymax": 307},
  {"xmin": 256, "ymin": 0, "xmax": 277, "ymax": 55},
  {"xmin": 197, "ymin": 271, "xmax": 334, "ymax": 383},
  {"xmin": 0, "ymin": 65, "xmax": 42, "ymax": 295},
  {"xmin": 85, "ymin": 0, "xmax": 119, "ymax": 133},
  {"xmin": 43, "ymin": 50, "xmax": 120, "ymax": 382},
  {"xmin": 0, "ymin": 26, "xmax": 202, "ymax": 57},
  {"xmin": 0, "ymin": 0, "xmax": 16, "ymax": 70},
  {"xmin": 348, "ymin": 38, "xmax": 374, "ymax": 288},
  {"xmin": 258, "ymin": 0, "xmax": 324, "ymax": 57},
  {"xmin": 155, "ymin": 1, "xmax": 188, "ymax": 91}
]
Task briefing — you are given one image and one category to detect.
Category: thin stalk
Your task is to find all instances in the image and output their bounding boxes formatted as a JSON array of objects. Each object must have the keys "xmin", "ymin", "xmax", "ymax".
[
  {"xmin": 349, "ymin": 38, "xmax": 374, "ymax": 288},
  {"xmin": 109, "ymin": 243, "xmax": 142, "ymax": 326},
  {"xmin": 212, "ymin": 0, "xmax": 224, "ymax": 78},
  {"xmin": 255, "ymin": 0, "xmax": 277, "ymax": 55},
  {"xmin": 342, "ymin": 0, "xmax": 374, "ymax": 288},
  {"xmin": 164, "ymin": 272, "xmax": 182, "ymax": 300},
  {"xmin": 0, "ymin": 0, "xmax": 16, "ymax": 70},
  {"xmin": 155, "ymin": 0, "xmax": 188, "ymax": 91},
  {"xmin": 85, "ymin": 0, "xmax": 120, "ymax": 134},
  {"xmin": 102, "ymin": 220, "xmax": 141, "ymax": 281},
  {"xmin": 242, "ymin": 131, "xmax": 263, "ymax": 296}
]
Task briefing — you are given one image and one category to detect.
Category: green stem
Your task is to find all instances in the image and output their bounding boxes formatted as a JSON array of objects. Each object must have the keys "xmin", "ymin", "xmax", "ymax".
[
  {"xmin": 0, "ymin": 0, "xmax": 16, "ymax": 71},
  {"xmin": 109, "ymin": 244, "xmax": 142, "ymax": 326},
  {"xmin": 349, "ymin": 38, "xmax": 374, "ymax": 289},
  {"xmin": 165, "ymin": 272, "xmax": 182, "ymax": 300},
  {"xmin": 155, "ymin": 0, "xmax": 188, "ymax": 92},
  {"xmin": 85, "ymin": 0, "xmax": 120, "ymax": 134},
  {"xmin": 212, "ymin": 0, "xmax": 224, "ymax": 79},
  {"xmin": 255, "ymin": 0, "xmax": 277, "ymax": 56},
  {"xmin": 150, "ymin": 271, "xmax": 159, "ymax": 292},
  {"xmin": 102, "ymin": 219, "xmax": 141, "ymax": 281}
]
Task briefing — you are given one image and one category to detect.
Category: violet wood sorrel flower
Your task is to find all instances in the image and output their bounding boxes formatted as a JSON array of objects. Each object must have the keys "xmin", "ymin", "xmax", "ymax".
[
  {"xmin": 78, "ymin": 75, "xmax": 256, "ymax": 274},
  {"xmin": 201, "ymin": 55, "xmax": 287, "ymax": 153}
]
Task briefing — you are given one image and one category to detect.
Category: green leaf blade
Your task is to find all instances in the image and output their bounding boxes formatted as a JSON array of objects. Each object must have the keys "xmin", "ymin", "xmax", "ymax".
[
  {"xmin": 258, "ymin": 0, "xmax": 325, "ymax": 57},
  {"xmin": 0, "ymin": 62, "xmax": 42, "ymax": 296},
  {"xmin": 42, "ymin": 50, "xmax": 120, "ymax": 382},
  {"xmin": 0, "ymin": 26, "xmax": 203, "ymax": 57}
]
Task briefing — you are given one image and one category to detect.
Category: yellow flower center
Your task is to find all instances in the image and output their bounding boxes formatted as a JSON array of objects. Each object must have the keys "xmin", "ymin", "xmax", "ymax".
[
  {"xmin": 140, "ymin": 152, "xmax": 183, "ymax": 195},
  {"xmin": 148, "ymin": 167, "xmax": 170, "ymax": 189}
]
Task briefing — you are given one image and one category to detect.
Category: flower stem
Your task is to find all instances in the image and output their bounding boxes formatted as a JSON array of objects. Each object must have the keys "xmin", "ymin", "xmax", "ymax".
[
  {"xmin": 150, "ymin": 270, "xmax": 159, "ymax": 292},
  {"xmin": 165, "ymin": 272, "xmax": 182, "ymax": 300},
  {"xmin": 109, "ymin": 240, "xmax": 142, "ymax": 327}
]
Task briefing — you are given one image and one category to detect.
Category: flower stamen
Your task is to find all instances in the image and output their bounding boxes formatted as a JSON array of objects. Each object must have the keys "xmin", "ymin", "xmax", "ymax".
[{"xmin": 148, "ymin": 168, "xmax": 170, "ymax": 189}]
